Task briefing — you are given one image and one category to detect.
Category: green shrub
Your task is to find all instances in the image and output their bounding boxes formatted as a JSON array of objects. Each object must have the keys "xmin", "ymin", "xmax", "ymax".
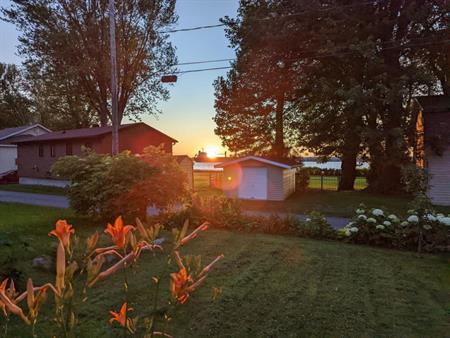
[
  {"xmin": 51, "ymin": 146, "xmax": 189, "ymax": 219},
  {"xmin": 401, "ymin": 164, "xmax": 429, "ymax": 195},
  {"xmin": 295, "ymin": 169, "xmax": 309, "ymax": 192},
  {"xmin": 340, "ymin": 204, "xmax": 450, "ymax": 252},
  {"xmin": 296, "ymin": 211, "xmax": 335, "ymax": 239}
]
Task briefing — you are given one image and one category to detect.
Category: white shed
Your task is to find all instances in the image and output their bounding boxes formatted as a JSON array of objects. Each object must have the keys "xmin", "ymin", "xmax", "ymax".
[{"xmin": 215, "ymin": 156, "xmax": 298, "ymax": 201}]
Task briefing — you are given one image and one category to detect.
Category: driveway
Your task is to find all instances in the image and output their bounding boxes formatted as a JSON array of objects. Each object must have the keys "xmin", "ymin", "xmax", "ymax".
[{"xmin": 0, "ymin": 190, "xmax": 70, "ymax": 208}]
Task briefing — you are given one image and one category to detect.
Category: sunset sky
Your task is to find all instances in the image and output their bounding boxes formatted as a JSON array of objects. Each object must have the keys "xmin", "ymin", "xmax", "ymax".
[{"xmin": 0, "ymin": 0, "xmax": 239, "ymax": 156}]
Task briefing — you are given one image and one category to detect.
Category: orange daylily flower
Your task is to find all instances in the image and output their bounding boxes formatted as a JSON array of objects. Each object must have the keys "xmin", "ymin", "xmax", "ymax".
[
  {"xmin": 170, "ymin": 267, "xmax": 192, "ymax": 304},
  {"xmin": 49, "ymin": 220, "xmax": 74, "ymax": 248},
  {"xmin": 0, "ymin": 279, "xmax": 8, "ymax": 316},
  {"xmin": 104, "ymin": 216, "xmax": 135, "ymax": 249},
  {"xmin": 0, "ymin": 279, "xmax": 30, "ymax": 324},
  {"xmin": 170, "ymin": 252, "xmax": 224, "ymax": 304},
  {"xmin": 109, "ymin": 302, "xmax": 135, "ymax": 332}
]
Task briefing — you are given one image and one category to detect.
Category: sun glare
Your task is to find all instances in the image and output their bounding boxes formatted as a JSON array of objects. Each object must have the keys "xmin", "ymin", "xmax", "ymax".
[{"xmin": 205, "ymin": 146, "xmax": 219, "ymax": 159}]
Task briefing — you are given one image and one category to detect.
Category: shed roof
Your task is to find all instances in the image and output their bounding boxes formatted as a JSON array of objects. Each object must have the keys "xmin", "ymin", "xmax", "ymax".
[
  {"xmin": 414, "ymin": 95, "xmax": 450, "ymax": 113},
  {"xmin": 214, "ymin": 156, "xmax": 299, "ymax": 169},
  {"xmin": 14, "ymin": 122, "xmax": 177, "ymax": 143}
]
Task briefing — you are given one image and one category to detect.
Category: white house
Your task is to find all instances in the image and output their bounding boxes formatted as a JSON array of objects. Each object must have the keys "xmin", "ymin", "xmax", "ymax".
[
  {"xmin": 414, "ymin": 96, "xmax": 450, "ymax": 206},
  {"xmin": 215, "ymin": 156, "xmax": 299, "ymax": 201},
  {"xmin": 0, "ymin": 124, "xmax": 51, "ymax": 175}
]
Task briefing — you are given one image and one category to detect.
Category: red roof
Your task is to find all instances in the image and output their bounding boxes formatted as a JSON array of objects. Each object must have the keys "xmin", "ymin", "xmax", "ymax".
[{"xmin": 14, "ymin": 123, "xmax": 177, "ymax": 143}]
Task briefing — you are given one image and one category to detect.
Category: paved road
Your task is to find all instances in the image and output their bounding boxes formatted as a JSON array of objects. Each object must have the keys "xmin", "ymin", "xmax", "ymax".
[
  {"xmin": 0, "ymin": 191, "xmax": 349, "ymax": 228},
  {"xmin": 0, "ymin": 190, "xmax": 70, "ymax": 208}
]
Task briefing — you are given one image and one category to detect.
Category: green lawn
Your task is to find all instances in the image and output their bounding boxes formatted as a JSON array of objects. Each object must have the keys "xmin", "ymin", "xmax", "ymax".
[
  {"xmin": 0, "ymin": 184, "xmax": 67, "ymax": 195},
  {"xmin": 1, "ymin": 203, "xmax": 449, "ymax": 337},
  {"xmin": 309, "ymin": 175, "xmax": 367, "ymax": 190},
  {"xmin": 241, "ymin": 190, "xmax": 450, "ymax": 217}
]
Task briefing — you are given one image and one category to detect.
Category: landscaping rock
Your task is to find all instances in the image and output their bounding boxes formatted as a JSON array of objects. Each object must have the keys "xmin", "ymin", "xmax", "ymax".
[{"xmin": 32, "ymin": 255, "xmax": 53, "ymax": 271}]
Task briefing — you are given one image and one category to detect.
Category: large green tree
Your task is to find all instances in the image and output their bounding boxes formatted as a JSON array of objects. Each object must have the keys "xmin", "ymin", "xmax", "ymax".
[
  {"xmin": 2, "ymin": 0, "xmax": 177, "ymax": 127},
  {"xmin": 215, "ymin": 0, "xmax": 450, "ymax": 192},
  {"xmin": 214, "ymin": 0, "xmax": 299, "ymax": 158},
  {"xmin": 0, "ymin": 63, "xmax": 33, "ymax": 128}
]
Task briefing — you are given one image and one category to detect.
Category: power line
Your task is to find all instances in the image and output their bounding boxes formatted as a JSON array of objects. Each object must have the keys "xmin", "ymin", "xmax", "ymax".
[
  {"xmin": 161, "ymin": 1, "xmax": 379, "ymax": 34},
  {"xmin": 173, "ymin": 66, "xmax": 232, "ymax": 74},
  {"xmin": 167, "ymin": 38, "xmax": 450, "ymax": 76},
  {"xmin": 162, "ymin": 23, "xmax": 225, "ymax": 33},
  {"xmin": 176, "ymin": 58, "xmax": 234, "ymax": 66}
]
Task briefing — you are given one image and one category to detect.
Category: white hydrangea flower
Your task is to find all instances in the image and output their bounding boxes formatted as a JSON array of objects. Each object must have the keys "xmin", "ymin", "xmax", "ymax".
[
  {"xmin": 407, "ymin": 215, "xmax": 419, "ymax": 223},
  {"xmin": 358, "ymin": 215, "xmax": 367, "ymax": 221},
  {"xmin": 376, "ymin": 224, "xmax": 385, "ymax": 230},
  {"xmin": 372, "ymin": 209, "xmax": 384, "ymax": 217},
  {"xmin": 388, "ymin": 214, "xmax": 399, "ymax": 222},
  {"xmin": 383, "ymin": 221, "xmax": 391, "ymax": 227},
  {"xmin": 407, "ymin": 209, "xmax": 415, "ymax": 215},
  {"xmin": 350, "ymin": 227, "xmax": 359, "ymax": 233},
  {"xmin": 400, "ymin": 221, "xmax": 409, "ymax": 227},
  {"xmin": 356, "ymin": 209, "xmax": 365, "ymax": 214},
  {"xmin": 367, "ymin": 218, "xmax": 376, "ymax": 224},
  {"xmin": 423, "ymin": 224, "xmax": 432, "ymax": 230},
  {"xmin": 345, "ymin": 229, "xmax": 351, "ymax": 237},
  {"xmin": 305, "ymin": 218, "xmax": 311, "ymax": 222},
  {"xmin": 439, "ymin": 217, "xmax": 450, "ymax": 226},
  {"xmin": 345, "ymin": 222, "xmax": 354, "ymax": 228},
  {"xmin": 425, "ymin": 214, "xmax": 437, "ymax": 222}
]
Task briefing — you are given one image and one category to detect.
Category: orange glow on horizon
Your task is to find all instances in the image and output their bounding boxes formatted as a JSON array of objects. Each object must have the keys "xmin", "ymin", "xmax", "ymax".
[{"xmin": 205, "ymin": 145, "xmax": 219, "ymax": 159}]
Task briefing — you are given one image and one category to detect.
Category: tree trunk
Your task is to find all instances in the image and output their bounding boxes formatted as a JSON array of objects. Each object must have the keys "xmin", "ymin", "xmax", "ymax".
[
  {"xmin": 339, "ymin": 135, "xmax": 359, "ymax": 191},
  {"xmin": 274, "ymin": 91, "xmax": 285, "ymax": 158}
]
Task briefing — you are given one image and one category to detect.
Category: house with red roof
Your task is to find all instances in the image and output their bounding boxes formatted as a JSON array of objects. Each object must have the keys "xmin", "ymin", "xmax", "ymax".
[{"xmin": 14, "ymin": 122, "xmax": 178, "ymax": 186}]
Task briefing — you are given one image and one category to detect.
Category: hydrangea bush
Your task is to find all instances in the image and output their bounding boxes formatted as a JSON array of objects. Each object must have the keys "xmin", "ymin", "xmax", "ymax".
[{"xmin": 340, "ymin": 204, "xmax": 450, "ymax": 252}]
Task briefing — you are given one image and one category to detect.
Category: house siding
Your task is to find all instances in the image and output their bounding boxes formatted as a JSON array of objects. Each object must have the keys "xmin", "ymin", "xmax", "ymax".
[
  {"xmin": 282, "ymin": 168, "xmax": 296, "ymax": 199},
  {"xmin": 17, "ymin": 125, "xmax": 174, "ymax": 179},
  {"xmin": 426, "ymin": 147, "xmax": 450, "ymax": 206}
]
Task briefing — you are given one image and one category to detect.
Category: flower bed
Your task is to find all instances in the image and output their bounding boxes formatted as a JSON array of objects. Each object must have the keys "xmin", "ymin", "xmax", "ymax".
[{"xmin": 340, "ymin": 204, "xmax": 450, "ymax": 252}]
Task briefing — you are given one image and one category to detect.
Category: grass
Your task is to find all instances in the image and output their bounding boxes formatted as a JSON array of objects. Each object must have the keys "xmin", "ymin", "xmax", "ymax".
[
  {"xmin": 1, "ymin": 203, "xmax": 450, "ymax": 337},
  {"xmin": 239, "ymin": 190, "xmax": 450, "ymax": 218},
  {"xmin": 240, "ymin": 190, "xmax": 417, "ymax": 217},
  {"xmin": 0, "ymin": 184, "xmax": 67, "ymax": 196},
  {"xmin": 309, "ymin": 175, "xmax": 367, "ymax": 190}
]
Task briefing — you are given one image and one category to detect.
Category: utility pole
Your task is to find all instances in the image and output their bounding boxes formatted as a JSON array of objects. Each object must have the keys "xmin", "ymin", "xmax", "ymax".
[{"xmin": 109, "ymin": 0, "xmax": 119, "ymax": 155}]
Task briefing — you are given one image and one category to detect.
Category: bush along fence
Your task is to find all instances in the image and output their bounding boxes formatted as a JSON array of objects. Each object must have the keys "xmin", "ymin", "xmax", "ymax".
[{"xmin": 157, "ymin": 195, "xmax": 450, "ymax": 254}]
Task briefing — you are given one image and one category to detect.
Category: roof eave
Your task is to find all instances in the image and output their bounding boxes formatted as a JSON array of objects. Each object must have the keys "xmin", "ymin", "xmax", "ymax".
[{"xmin": 215, "ymin": 156, "xmax": 294, "ymax": 169}]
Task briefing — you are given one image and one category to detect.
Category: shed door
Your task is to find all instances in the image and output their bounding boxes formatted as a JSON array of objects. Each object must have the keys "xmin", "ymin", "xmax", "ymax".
[{"xmin": 238, "ymin": 167, "xmax": 268, "ymax": 199}]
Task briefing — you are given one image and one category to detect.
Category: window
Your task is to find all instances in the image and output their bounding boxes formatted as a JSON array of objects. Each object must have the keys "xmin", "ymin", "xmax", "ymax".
[
  {"xmin": 50, "ymin": 145, "xmax": 56, "ymax": 157},
  {"xmin": 38, "ymin": 144, "xmax": 44, "ymax": 157},
  {"xmin": 66, "ymin": 142, "xmax": 73, "ymax": 155}
]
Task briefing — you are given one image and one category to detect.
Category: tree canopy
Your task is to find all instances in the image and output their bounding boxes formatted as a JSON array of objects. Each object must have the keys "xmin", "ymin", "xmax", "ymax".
[
  {"xmin": 214, "ymin": 0, "xmax": 450, "ymax": 192},
  {"xmin": 2, "ymin": 0, "xmax": 178, "ymax": 127}
]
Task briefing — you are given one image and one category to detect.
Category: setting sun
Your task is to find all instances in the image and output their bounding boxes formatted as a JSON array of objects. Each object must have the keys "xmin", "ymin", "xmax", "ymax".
[{"xmin": 205, "ymin": 145, "xmax": 219, "ymax": 159}]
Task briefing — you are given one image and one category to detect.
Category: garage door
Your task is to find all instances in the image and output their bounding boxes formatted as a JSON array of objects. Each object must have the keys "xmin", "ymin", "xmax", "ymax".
[{"xmin": 238, "ymin": 167, "xmax": 268, "ymax": 199}]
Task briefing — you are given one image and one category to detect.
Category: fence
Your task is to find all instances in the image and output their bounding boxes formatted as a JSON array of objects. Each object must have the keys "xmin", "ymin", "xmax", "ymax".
[
  {"xmin": 308, "ymin": 175, "xmax": 367, "ymax": 191},
  {"xmin": 193, "ymin": 172, "xmax": 223, "ymax": 191}
]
